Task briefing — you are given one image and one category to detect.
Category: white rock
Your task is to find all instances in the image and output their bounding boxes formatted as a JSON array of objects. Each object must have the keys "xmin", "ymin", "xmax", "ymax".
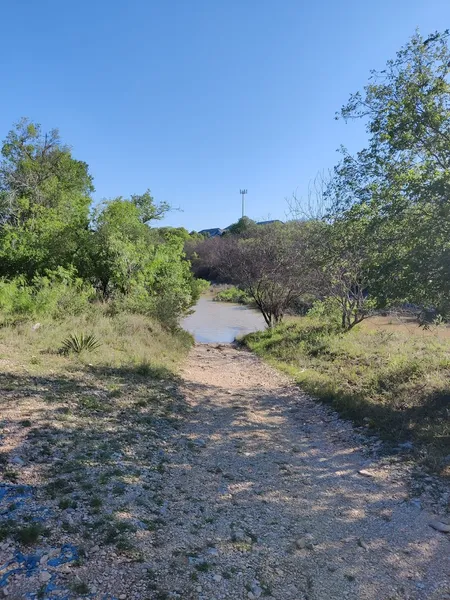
[
  {"xmin": 296, "ymin": 534, "xmax": 314, "ymax": 550},
  {"xmin": 358, "ymin": 469, "xmax": 375, "ymax": 477},
  {"xmin": 213, "ymin": 574, "xmax": 222, "ymax": 582},
  {"xmin": 357, "ymin": 538, "xmax": 369, "ymax": 550},
  {"xmin": 39, "ymin": 571, "xmax": 51, "ymax": 583}
]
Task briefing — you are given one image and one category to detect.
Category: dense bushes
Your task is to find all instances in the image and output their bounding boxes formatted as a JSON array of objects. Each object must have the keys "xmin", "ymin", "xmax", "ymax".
[
  {"xmin": 0, "ymin": 269, "xmax": 95, "ymax": 324},
  {"xmin": 0, "ymin": 119, "xmax": 204, "ymax": 328}
]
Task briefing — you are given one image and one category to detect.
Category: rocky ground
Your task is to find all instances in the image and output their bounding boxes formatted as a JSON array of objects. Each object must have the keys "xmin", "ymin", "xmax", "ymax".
[{"xmin": 0, "ymin": 344, "xmax": 449, "ymax": 599}]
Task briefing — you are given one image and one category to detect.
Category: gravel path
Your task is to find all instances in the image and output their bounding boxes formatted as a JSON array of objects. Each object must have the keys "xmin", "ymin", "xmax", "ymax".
[{"xmin": 151, "ymin": 344, "xmax": 450, "ymax": 600}]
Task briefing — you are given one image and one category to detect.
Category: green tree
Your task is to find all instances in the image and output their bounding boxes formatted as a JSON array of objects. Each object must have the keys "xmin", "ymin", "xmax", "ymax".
[
  {"xmin": 333, "ymin": 30, "xmax": 450, "ymax": 314},
  {"xmin": 90, "ymin": 196, "xmax": 204, "ymax": 324},
  {"xmin": 0, "ymin": 118, "xmax": 93, "ymax": 277},
  {"xmin": 130, "ymin": 189, "xmax": 170, "ymax": 223},
  {"xmin": 224, "ymin": 216, "xmax": 257, "ymax": 236},
  {"xmin": 90, "ymin": 198, "xmax": 153, "ymax": 296}
]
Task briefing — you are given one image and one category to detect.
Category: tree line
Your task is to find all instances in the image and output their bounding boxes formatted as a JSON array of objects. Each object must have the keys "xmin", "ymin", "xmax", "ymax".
[
  {"xmin": 189, "ymin": 30, "xmax": 450, "ymax": 330},
  {"xmin": 0, "ymin": 118, "xmax": 205, "ymax": 327}
]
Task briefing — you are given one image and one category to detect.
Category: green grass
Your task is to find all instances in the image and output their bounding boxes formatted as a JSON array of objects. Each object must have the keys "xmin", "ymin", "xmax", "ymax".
[
  {"xmin": 70, "ymin": 581, "xmax": 90, "ymax": 595},
  {"xmin": 0, "ymin": 522, "xmax": 50, "ymax": 545},
  {"xmin": 243, "ymin": 316, "xmax": 450, "ymax": 474}
]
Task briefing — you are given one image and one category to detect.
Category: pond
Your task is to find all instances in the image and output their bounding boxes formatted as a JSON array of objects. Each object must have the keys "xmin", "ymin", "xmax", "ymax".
[{"xmin": 182, "ymin": 296, "xmax": 266, "ymax": 343}]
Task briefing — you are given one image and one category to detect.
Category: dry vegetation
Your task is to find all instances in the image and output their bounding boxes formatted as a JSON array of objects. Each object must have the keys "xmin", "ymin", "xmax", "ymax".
[{"xmin": 0, "ymin": 313, "xmax": 192, "ymax": 597}]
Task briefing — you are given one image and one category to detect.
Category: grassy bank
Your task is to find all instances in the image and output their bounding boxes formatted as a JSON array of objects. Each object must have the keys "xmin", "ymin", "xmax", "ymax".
[
  {"xmin": 243, "ymin": 315, "xmax": 450, "ymax": 475},
  {"xmin": 0, "ymin": 312, "xmax": 192, "ymax": 597}
]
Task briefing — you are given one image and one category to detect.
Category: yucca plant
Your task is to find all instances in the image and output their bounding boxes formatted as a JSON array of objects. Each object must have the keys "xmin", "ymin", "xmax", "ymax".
[{"xmin": 61, "ymin": 333, "xmax": 102, "ymax": 354}]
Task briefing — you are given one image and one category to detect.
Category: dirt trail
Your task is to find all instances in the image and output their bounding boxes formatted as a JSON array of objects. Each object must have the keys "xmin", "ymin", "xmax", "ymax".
[{"xmin": 152, "ymin": 344, "xmax": 450, "ymax": 600}]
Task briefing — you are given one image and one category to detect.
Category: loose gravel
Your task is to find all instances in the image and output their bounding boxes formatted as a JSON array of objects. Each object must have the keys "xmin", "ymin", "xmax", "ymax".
[
  {"xmin": 1, "ymin": 343, "xmax": 449, "ymax": 599},
  {"xmin": 148, "ymin": 344, "xmax": 450, "ymax": 600}
]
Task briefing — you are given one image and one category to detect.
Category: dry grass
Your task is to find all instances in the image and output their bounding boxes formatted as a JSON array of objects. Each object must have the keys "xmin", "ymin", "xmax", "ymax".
[
  {"xmin": 243, "ymin": 315, "xmax": 450, "ymax": 475},
  {"xmin": 361, "ymin": 314, "xmax": 450, "ymax": 339},
  {"xmin": 0, "ymin": 311, "xmax": 192, "ymax": 563},
  {"xmin": 0, "ymin": 310, "xmax": 192, "ymax": 375}
]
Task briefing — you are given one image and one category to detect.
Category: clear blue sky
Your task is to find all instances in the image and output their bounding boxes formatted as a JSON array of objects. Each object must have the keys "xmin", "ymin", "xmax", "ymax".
[{"xmin": 1, "ymin": 1, "xmax": 449, "ymax": 231}]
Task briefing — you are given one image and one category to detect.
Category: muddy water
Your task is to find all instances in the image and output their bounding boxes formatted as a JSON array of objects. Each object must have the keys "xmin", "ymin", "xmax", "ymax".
[{"xmin": 182, "ymin": 296, "xmax": 266, "ymax": 343}]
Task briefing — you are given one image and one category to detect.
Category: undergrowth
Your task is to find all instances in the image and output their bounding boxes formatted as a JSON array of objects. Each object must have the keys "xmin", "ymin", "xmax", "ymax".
[{"xmin": 214, "ymin": 286, "xmax": 252, "ymax": 305}]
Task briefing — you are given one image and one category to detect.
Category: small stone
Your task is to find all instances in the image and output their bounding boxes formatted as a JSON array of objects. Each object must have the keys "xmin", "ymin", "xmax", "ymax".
[
  {"xmin": 357, "ymin": 539, "xmax": 369, "ymax": 550},
  {"xmin": 296, "ymin": 535, "xmax": 314, "ymax": 550},
  {"xmin": 59, "ymin": 563, "xmax": 71, "ymax": 574},
  {"xmin": 213, "ymin": 574, "xmax": 222, "ymax": 582},
  {"xmin": 275, "ymin": 568, "xmax": 284, "ymax": 576},
  {"xmin": 119, "ymin": 595, "xmax": 127, "ymax": 599},
  {"xmin": 32, "ymin": 322, "xmax": 41, "ymax": 331},
  {"xmin": 429, "ymin": 520, "xmax": 450, "ymax": 533},
  {"xmin": 358, "ymin": 469, "xmax": 375, "ymax": 477},
  {"xmin": 39, "ymin": 571, "xmax": 51, "ymax": 583},
  {"xmin": 10, "ymin": 456, "xmax": 25, "ymax": 466},
  {"xmin": 296, "ymin": 538, "xmax": 307, "ymax": 549},
  {"xmin": 247, "ymin": 593, "xmax": 255, "ymax": 600},
  {"xmin": 232, "ymin": 529, "xmax": 246, "ymax": 542}
]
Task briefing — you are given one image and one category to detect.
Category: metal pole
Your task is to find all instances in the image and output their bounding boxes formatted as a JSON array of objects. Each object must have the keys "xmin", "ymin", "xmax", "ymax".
[{"xmin": 239, "ymin": 189, "xmax": 247, "ymax": 218}]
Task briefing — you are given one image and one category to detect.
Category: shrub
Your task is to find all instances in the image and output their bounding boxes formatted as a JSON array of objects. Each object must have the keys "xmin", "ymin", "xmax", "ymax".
[
  {"xmin": 0, "ymin": 268, "xmax": 96, "ymax": 325},
  {"xmin": 61, "ymin": 333, "xmax": 102, "ymax": 354},
  {"xmin": 214, "ymin": 287, "xmax": 252, "ymax": 305}
]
